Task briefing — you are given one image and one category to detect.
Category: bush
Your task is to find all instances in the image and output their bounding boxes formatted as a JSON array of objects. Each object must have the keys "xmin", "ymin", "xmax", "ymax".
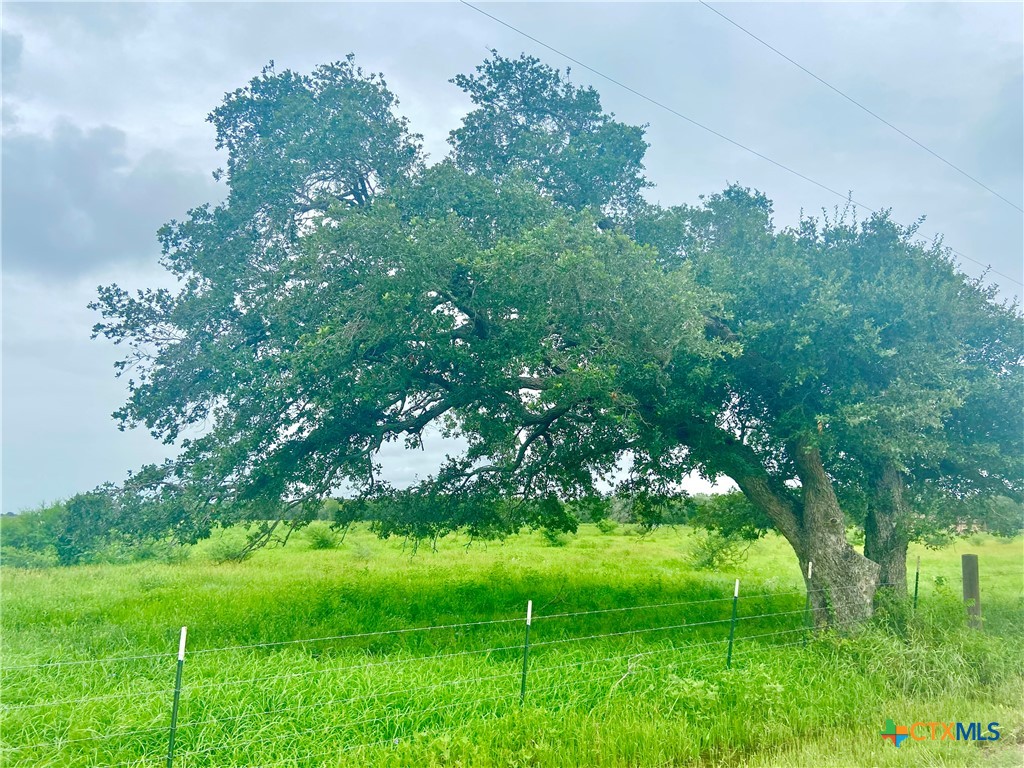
[
  {"xmin": 137, "ymin": 540, "xmax": 192, "ymax": 564},
  {"xmin": 107, "ymin": 538, "xmax": 190, "ymax": 565},
  {"xmin": 595, "ymin": 518, "xmax": 618, "ymax": 534},
  {"xmin": 687, "ymin": 492, "xmax": 772, "ymax": 541},
  {"xmin": 0, "ymin": 546, "xmax": 59, "ymax": 569},
  {"xmin": 686, "ymin": 530, "xmax": 752, "ymax": 571},
  {"xmin": 55, "ymin": 492, "xmax": 119, "ymax": 565},
  {"xmin": 540, "ymin": 528, "xmax": 570, "ymax": 547},
  {"xmin": 306, "ymin": 522, "xmax": 340, "ymax": 550},
  {"xmin": 0, "ymin": 504, "xmax": 66, "ymax": 553},
  {"xmin": 207, "ymin": 536, "xmax": 254, "ymax": 564}
]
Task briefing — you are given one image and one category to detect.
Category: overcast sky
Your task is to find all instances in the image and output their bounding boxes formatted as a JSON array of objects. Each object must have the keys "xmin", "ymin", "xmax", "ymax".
[{"xmin": 2, "ymin": 2, "xmax": 1021, "ymax": 513}]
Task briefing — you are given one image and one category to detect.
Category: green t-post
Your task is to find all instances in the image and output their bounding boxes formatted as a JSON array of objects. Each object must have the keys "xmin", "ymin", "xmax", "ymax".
[
  {"xmin": 726, "ymin": 579, "xmax": 739, "ymax": 669},
  {"xmin": 166, "ymin": 626, "xmax": 187, "ymax": 768},
  {"xmin": 520, "ymin": 600, "xmax": 532, "ymax": 705}
]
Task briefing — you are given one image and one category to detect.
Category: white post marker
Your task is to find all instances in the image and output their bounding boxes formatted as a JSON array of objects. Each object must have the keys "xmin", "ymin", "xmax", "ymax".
[
  {"xmin": 167, "ymin": 626, "xmax": 187, "ymax": 768},
  {"xmin": 520, "ymin": 600, "xmax": 533, "ymax": 704},
  {"xmin": 726, "ymin": 579, "xmax": 740, "ymax": 668},
  {"xmin": 803, "ymin": 562, "xmax": 814, "ymax": 647}
]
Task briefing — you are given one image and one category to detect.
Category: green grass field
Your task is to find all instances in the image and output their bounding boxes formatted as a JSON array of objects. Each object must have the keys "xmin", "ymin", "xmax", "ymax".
[{"xmin": 2, "ymin": 525, "xmax": 1022, "ymax": 767}]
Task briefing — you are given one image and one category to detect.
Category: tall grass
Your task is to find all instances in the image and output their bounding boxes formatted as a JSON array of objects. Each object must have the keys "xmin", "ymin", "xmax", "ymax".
[{"xmin": 1, "ymin": 526, "xmax": 1021, "ymax": 767}]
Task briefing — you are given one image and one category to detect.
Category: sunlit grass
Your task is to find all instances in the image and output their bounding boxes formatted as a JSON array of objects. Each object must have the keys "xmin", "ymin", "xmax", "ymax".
[{"xmin": 1, "ymin": 525, "xmax": 1021, "ymax": 766}]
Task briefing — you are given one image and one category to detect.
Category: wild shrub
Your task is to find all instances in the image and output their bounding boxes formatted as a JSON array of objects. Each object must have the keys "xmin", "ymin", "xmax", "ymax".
[
  {"xmin": 686, "ymin": 529, "xmax": 752, "ymax": 571},
  {"xmin": 207, "ymin": 535, "xmax": 254, "ymax": 564},
  {"xmin": 0, "ymin": 546, "xmax": 59, "ymax": 569},
  {"xmin": 541, "ymin": 528, "xmax": 570, "ymax": 547},
  {"xmin": 306, "ymin": 522, "xmax": 340, "ymax": 550}
]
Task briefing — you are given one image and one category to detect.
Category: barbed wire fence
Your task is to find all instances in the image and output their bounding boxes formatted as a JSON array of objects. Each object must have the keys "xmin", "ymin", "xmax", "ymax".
[{"xmin": 0, "ymin": 565, "xmax": 930, "ymax": 767}]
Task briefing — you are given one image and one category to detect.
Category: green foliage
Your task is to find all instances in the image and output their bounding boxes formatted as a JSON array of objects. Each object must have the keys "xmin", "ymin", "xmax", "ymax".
[
  {"xmin": 54, "ymin": 492, "xmax": 117, "ymax": 565},
  {"xmin": 568, "ymin": 494, "xmax": 611, "ymax": 524},
  {"xmin": 540, "ymin": 527, "xmax": 570, "ymax": 547},
  {"xmin": 686, "ymin": 529, "xmax": 753, "ymax": 571},
  {"xmin": 639, "ymin": 187, "xmax": 1023, "ymax": 537},
  {"xmin": 88, "ymin": 538, "xmax": 191, "ymax": 566},
  {"xmin": 688, "ymin": 491, "xmax": 772, "ymax": 541},
  {"xmin": 0, "ymin": 499, "xmax": 193, "ymax": 569},
  {"xmin": 208, "ymin": 57, "xmax": 422, "ymax": 229},
  {"xmin": 595, "ymin": 518, "xmax": 618, "ymax": 534},
  {"xmin": 1, "ymin": 494, "xmax": 127, "ymax": 566},
  {"xmin": 0, "ymin": 546, "xmax": 59, "ymax": 569},
  {"xmin": 206, "ymin": 533, "xmax": 255, "ymax": 564},
  {"xmin": 449, "ymin": 52, "xmax": 650, "ymax": 219},
  {"xmin": 610, "ymin": 491, "xmax": 688, "ymax": 533},
  {"xmin": 871, "ymin": 587, "xmax": 914, "ymax": 637},
  {"xmin": 304, "ymin": 521, "xmax": 340, "ymax": 550},
  {"xmin": 0, "ymin": 503, "xmax": 66, "ymax": 552}
]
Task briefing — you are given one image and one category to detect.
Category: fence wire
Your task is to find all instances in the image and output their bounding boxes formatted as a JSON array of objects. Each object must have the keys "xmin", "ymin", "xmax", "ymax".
[{"xmin": 1, "ymin": 581, "xmax": 910, "ymax": 766}]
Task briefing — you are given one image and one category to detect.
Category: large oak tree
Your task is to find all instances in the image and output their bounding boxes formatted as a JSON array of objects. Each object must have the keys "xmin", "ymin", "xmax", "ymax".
[{"xmin": 93, "ymin": 54, "xmax": 1022, "ymax": 626}]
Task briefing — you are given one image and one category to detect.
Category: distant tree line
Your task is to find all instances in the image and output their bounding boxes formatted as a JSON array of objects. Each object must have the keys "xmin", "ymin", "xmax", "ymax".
[{"xmin": 3, "ymin": 487, "xmax": 1019, "ymax": 569}]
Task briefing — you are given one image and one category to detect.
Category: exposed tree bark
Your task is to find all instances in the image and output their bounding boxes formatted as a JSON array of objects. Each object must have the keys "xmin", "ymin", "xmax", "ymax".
[
  {"xmin": 864, "ymin": 463, "xmax": 910, "ymax": 593},
  {"xmin": 789, "ymin": 437, "xmax": 879, "ymax": 626},
  {"xmin": 709, "ymin": 430, "xmax": 879, "ymax": 627}
]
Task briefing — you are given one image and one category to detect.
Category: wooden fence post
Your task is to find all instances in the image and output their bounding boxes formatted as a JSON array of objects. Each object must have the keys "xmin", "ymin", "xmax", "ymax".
[{"xmin": 961, "ymin": 554, "xmax": 982, "ymax": 630}]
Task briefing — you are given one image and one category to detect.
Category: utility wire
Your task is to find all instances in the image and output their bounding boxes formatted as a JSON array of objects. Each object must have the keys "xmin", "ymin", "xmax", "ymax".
[
  {"xmin": 698, "ymin": 0, "xmax": 1023, "ymax": 215},
  {"xmin": 458, "ymin": 1, "xmax": 1023, "ymax": 288}
]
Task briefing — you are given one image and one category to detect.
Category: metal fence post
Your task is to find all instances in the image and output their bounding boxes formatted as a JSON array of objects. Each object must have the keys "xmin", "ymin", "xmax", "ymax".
[
  {"xmin": 726, "ymin": 579, "xmax": 739, "ymax": 669},
  {"xmin": 166, "ymin": 626, "xmax": 187, "ymax": 768},
  {"xmin": 912, "ymin": 555, "xmax": 921, "ymax": 611},
  {"xmin": 802, "ymin": 561, "xmax": 813, "ymax": 647},
  {"xmin": 519, "ymin": 600, "xmax": 532, "ymax": 704}
]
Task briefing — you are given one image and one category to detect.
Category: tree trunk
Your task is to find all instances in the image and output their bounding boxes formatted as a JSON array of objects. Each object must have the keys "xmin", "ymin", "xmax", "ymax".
[
  {"xmin": 790, "ymin": 438, "xmax": 879, "ymax": 627},
  {"xmin": 713, "ymin": 431, "xmax": 879, "ymax": 628},
  {"xmin": 864, "ymin": 464, "xmax": 910, "ymax": 593}
]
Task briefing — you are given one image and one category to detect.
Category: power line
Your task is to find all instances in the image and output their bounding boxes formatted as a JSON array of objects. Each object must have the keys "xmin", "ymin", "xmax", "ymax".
[
  {"xmin": 698, "ymin": 1, "xmax": 1024, "ymax": 215},
  {"xmin": 458, "ymin": 1, "xmax": 1023, "ymax": 288}
]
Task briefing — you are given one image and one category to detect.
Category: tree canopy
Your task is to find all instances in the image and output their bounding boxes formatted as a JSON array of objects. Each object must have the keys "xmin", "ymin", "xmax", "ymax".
[{"xmin": 91, "ymin": 52, "xmax": 1023, "ymax": 624}]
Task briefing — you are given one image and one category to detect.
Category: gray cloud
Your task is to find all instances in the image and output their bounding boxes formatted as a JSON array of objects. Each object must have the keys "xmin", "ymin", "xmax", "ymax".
[
  {"xmin": 2, "ymin": 268, "xmax": 174, "ymax": 511},
  {"xmin": 970, "ymin": 71, "xmax": 1024, "ymax": 189},
  {"xmin": 2, "ymin": 29, "xmax": 22, "ymax": 82},
  {"xmin": 2, "ymin": 29, "xmax": 24, "ymax": 125},
  {"xmin": 2, "ymin": 121, "xmax": 220, "ymax": 277}
]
